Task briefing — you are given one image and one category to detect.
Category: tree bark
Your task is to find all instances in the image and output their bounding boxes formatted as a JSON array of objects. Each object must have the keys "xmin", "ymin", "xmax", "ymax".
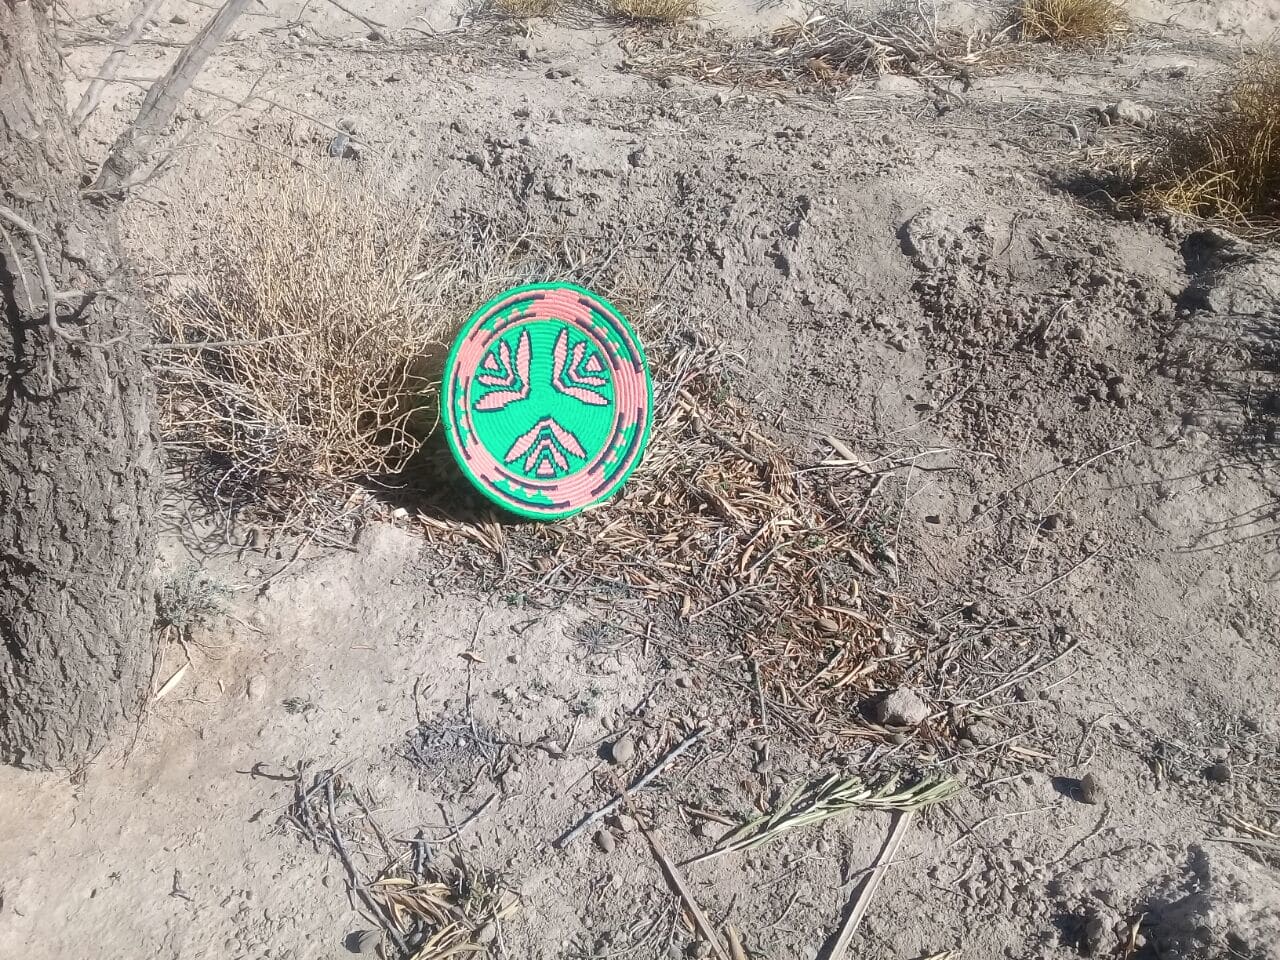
[{"xmin": 0, "ymin": 0, "xmax": 161, "ymax": 769}]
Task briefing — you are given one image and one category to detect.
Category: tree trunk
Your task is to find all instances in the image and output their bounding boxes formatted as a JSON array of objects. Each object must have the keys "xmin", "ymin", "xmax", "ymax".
[
  {"xmin": 0, "ymin": 0, "xmax": 161, "ymax": 769},
  {"xmin": 94, "ymin": 0, "xmax": 251, "ymax": 192}
]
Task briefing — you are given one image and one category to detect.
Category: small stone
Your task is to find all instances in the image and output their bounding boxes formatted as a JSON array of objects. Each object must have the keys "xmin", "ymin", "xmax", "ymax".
[
  {"xmin": 692, "ymin": 820, "xmax": 713, "ymax": 839},
  {"xmin": 170, "ymin": 13, "xmax": 189, "ymax": 24},
  {"xmin": 594, "ymin": 830, "xmax": 615, "ymax": 853},
  {"xmin": 686, "ymin": 942, "xmax": 712, "ymax": 959},
  {"xmin": 674, "ymin": 674, "xmax": 693, "ymax": 689},
  {"xmin": 1106, "ymin": 99, "xmax": 1156, "ymax": 125},
  {"xmin": 385, "ymin": 71, "xmax": 405, "ymax": 83},
  {"xmin": 475, "ymin": 922, "xmax": 497, "ymax": 944},
  {"xmin": 350, "ymin": 929, "xmax": 380, "ymax": 955},
  {"xmin": 1205, "ymin": 761, "xmax": 1232, "ymax": 783},
  {"xmin": 246, "ymin": 675, "xmax": 268, "ymax": 702},
  {"xmin": 659, "ymin": 75, "xmax": 691, "ymax": 89},
  {"xmin": 608, "ymin": 735, "xmax": 636, "ymax": 765},
  {"xmin": 1079, "ymin": 772, "xmax": 1102, "ymax": 804},
  {"xmin": 610, "ymin": 814, "xmax": 638, "ymax": 833},
  {"xmin": 546, "ymin": 66, "xmax": 575, "ymax": 79},
  {"xmin": 465, "ymin": 150, "xmax": 488, "ymax": 172},
  {"xmin": 872, "ymin": 687, "xmax": 930, "ymax": 727},
  {"xmin": 629, "ymin": 145, "xmax": 654, "ymax": 168}
]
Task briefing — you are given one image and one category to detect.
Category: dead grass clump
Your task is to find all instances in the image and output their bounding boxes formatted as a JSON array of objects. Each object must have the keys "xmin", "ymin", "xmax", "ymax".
[
  {"xmin": 608, "ymin": 0, "xmax": 699, "ymax": 24},
  {"xmin": 482, "ymin": 0, "xmax": 562, "ymax": 18},
  {"xmin": 1143, "ymin": 54, "xmax": 1280, "ymax": 230},
  {"xmin": 1017, "ymin": 0, "xmax": 1127, "ymax": 44},
  {"xmin": 630, "ymin": 5, "xmax": 1017, "ymax": 94},
  {"xmin": 154, "ymin": 159, "xmax": 458, "ymax": 503}
]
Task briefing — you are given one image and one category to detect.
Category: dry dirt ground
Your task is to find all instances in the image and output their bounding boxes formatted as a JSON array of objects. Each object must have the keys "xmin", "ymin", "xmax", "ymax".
[{"xmin": 3, "ymin": 1, "xmax": 1280, "ymax": 959}]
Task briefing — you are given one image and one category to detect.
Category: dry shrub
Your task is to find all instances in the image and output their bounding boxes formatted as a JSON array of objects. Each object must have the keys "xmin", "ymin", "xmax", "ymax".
[
  {"xmin": 1018, "ymin": 0, "xmax": 1127, "ymax": 44},
  {"xmin": 1144, "ymin": 54, "xmax": 1280, "ymax": 230},
  {"xmin": 608, "ymin": 0, "xmax": 698, "ymax": 24},
  {"xmin": 154, "ymin": 159, "xmax": 460, "ymax": 502}
]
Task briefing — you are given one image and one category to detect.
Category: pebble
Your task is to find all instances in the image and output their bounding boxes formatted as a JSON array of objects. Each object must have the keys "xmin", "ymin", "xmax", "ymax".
[
  {"xmin": 872, "ymin": 687, "xmax": 930, "ymax": 726},
  {"xmin": 609, "ymin": 735, "xmax": 636, "ymax": 765},
  {"xmin": 594, "ymin": 830, "xmax": 615, "ymax": 853},
  {"xmin": 170, "ymin": 13, "xmax": 189, "ymax": 24},
  {"xmin": 629, "ymin": 145, "xmax": 654, "ymax": 168}
]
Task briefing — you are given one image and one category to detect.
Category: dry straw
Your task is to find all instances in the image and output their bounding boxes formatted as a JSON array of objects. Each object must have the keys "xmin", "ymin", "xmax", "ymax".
[
  {"xmin": 607, "ymin": 0, "xmax": 699, "ymax": 23},
  {"xmin": 631, "ymin": 4, "xmax": 1018, "ymax": 93},
  {"xmin": 1143, "ymin": 53, "xmax": 1280, "ymax": 231},
  {"xmin": 420, "ymin": 313, "xmax": 920, "ymax": 727},
  {"xmin": 1017, "ymin": 0, "xmax": 1128, "ymax": 44},
  {"xmin": 481, "ymin": 0, "xmax": 563, "ymax": 18},
  {"xmin": 689, "ymin": 773, "xmax": 960, "ymax": 863}
]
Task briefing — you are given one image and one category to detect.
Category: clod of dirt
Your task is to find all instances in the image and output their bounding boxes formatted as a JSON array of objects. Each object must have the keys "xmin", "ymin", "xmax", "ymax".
[
  {"xmin": 608, "ymin": 735, "xmax": 636, "ymax": 765},
  {"xmin": 1204, "ymin": 761, "xmax": 1232, "ymax": 783},
  {"xmin": 245, "ymin": 675, "xmax": 267, "ymax": 701},
  {"xmin": 594, "ymin": 830, "xmax": 616, "ymax": 853},
  {"xmin": 1080, "ymin": 912, "xmax": 1111, "ymax": 956},
  {"xmin": 872, "ymin": 688, "xmax": 930, "ymax": 727},
  {"xmin": 1106, "ymin": 99, "xmax": 1156, "ymax": 125},
  {"xmin": 1079, "ymin": 772, "xmax": 1103, "ymax": 804}
]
